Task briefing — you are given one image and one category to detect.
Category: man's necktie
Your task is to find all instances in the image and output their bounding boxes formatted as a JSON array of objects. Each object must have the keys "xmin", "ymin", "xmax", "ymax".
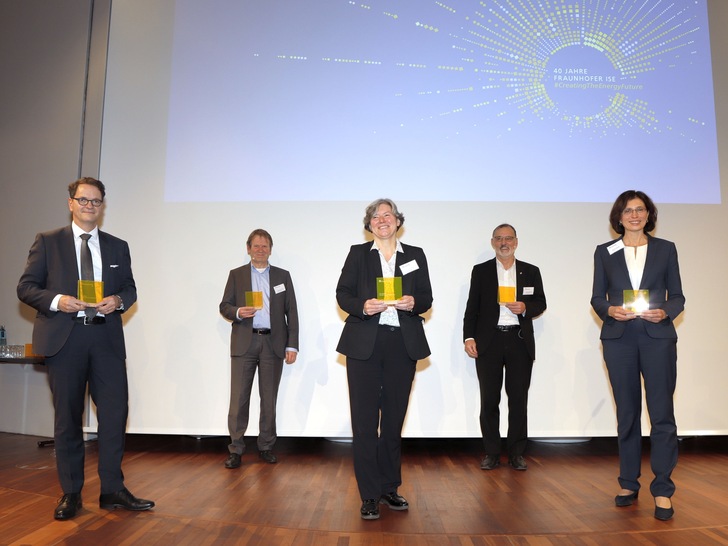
[{"xmin": 80, "ymin": 234, "xmax": 97, "ymax": 317}]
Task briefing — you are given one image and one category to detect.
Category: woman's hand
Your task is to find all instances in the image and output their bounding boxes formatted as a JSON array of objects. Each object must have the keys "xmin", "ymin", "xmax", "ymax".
[
  {"xmin": 394, "ymin": 295, "xmax": 415, "ymax": 313},
  {"xmin": 640, "ymin": 308, "xmax": 667, "ymax": 323},
  {"xmin": 363, "ymin": 298, "xmax": 388, "ymax": 316},
  {"xmin": 608, "ymin": 305, "xmax": 637, "ymax": 321}
]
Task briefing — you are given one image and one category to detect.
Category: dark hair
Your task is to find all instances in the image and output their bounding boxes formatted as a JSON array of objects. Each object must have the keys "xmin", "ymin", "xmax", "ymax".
[
  {"xmin": 363, "ymin": 198, "xmax": 405, "ymax": 233},
  {"xmin": 608, "ymin": 190, "xmax": 657, "ymax": 234},
  {"xmin": 492, "ymin": 223, "xmax": 517, "ymax": 238},
  {"xmin": 68, "ymin": 177, "xmax": 106, "ymax": 199},
  {"xmin": 246, "ymin": 228, "xmax": 273, "ymax": 248}
]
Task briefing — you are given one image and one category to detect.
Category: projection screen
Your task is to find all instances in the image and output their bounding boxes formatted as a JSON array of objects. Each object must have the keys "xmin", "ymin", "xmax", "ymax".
[{"xmin": 93, "ymin": 0, "xmax": 727, "ymax": 438}]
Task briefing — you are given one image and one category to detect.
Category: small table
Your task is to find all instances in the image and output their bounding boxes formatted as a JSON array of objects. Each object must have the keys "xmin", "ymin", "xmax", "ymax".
[
  {"xmin": 0, "ymin": 356, "xmax": 45, "ymax": 365},
  {"xmin": 1, "ymin": 355, "xmax": 51, "ymax": 446}
]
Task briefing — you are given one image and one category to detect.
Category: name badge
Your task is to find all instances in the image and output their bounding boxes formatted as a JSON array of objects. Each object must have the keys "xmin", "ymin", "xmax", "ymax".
[
  {"xmin": 273, "ymin": 283, "xmax": 286, "ymax": 294},
  {"xmin": 607, "ymin": 240, "xmax": 625, "ymax": 255},
  {"xmin": 523, "ymin": 287, "xmax": 534, "ymax": 296},
  {"xmin": 399, "ymin": 260, "xmax": 419, "ymax": 275}
]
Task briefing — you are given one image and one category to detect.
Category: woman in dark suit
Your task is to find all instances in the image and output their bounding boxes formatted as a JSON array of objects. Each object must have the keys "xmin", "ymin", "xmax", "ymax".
[
  {"xmin": 336, "ymin": 198, "xmax": 433, "ymax": 520},
  {"xmin": 591, "ymin": 190, "xmax": 685, "ymax": 521}
]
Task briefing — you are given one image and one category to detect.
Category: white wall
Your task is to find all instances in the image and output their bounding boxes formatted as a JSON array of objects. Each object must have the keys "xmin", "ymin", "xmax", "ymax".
[{"xmin": 1, "ymin": 0, "xmax": 727, "ymax": 439}]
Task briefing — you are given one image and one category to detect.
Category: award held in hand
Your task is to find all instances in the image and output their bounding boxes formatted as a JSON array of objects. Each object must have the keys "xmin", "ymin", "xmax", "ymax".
[
  {"xmin": 498, "ymin": 285, "xmax": 516, "ymax": 305},
  {"xmin": 623, "ymin": 289, "xmax": 650, "ymax": 315},
  {"xmin": 377, "ymin": 277, "xmax": 402, "ymax": 304},
  {"xmin": 77, "ymin": 280, "xmax": 104, "ymax": 305},
  {"xmin": 245, "ymin": 291, "xmax": 264, "ymax": 310}
]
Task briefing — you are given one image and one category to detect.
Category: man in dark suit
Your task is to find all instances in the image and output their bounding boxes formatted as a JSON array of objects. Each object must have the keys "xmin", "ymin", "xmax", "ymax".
[
  {"xmin": 17, "ymin": 177, "xmax": 154, "ymax": 520},
  {"xmin": 219, "ymin": 229, "xmax": 299, "ymax": 468},
  {"xmin": 463, "ymin": 223, "xmax": 546, "ymax": 471}
]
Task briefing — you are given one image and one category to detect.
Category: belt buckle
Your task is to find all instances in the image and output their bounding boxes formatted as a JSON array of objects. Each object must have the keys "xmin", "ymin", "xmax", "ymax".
[{"xmin": 83, "ymin": 315, "xmax": 94, "ymax": 326}]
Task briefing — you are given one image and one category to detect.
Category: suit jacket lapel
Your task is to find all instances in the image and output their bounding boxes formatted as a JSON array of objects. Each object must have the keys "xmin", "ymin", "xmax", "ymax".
[{"xmin": 640, "ymin": 236, "xmax": 658, "ymax": 289}]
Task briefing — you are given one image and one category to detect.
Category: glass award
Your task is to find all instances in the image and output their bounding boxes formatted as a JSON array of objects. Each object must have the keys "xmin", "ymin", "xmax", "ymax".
[
  {"xmin": 245, "ymin": 291, "xmax": 264, "ymax": 309},
  {"xmin": 623, "ymin": 289, "xmax": 650, "ymax": 315},
  {"xmin": 377, "ymin": 277, "xmax": 402, "ymax": 304},
  {"xmin": 498, "ymin": 285, "xmax": 516, "ymax": 304},
  {"xmin": 77, "ymin": 280, "xmax": 104, "ymax": 304}
]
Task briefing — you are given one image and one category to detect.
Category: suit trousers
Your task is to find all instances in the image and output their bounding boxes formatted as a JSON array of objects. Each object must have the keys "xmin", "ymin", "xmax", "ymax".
[
  {"xmin": 475, "ymin": 329, "xmax": 533, "ymax": 456},
  {"xmin": 603, "ymin": 319, "xmax": 678, "ymax": 497},
  {"xmin": 46, "ymin": 321, "xmax": 129, "ymax": 495},
  {"xmin": 346, "ymin": 325, "xmax": 416, "ymax": 501},
  {"xmin": 228, "ymin": 334, "xmax": 283, "ymax": 454}
]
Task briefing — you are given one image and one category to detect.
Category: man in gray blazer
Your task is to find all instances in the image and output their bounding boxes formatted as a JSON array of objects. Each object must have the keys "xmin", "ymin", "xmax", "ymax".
[
  {"xmin": 219, "ymin": 229, "xmax": 299, "ymax": 467},
  {"xmin": 17, "ymin": 177, "xmax": 153, "ymax": 520}
]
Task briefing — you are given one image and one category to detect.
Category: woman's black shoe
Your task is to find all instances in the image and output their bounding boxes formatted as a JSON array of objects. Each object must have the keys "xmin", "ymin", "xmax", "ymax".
[{"xmin": 614, "ymin": 490, "xmax": 638, "ymax": 507}]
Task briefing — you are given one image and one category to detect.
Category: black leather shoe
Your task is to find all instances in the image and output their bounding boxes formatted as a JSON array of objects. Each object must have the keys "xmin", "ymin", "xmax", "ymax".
[
  {"xmin": 654, "ymin": 499, "xmax": 674, "ymax": 521},
  {"xmin": 360, "ymin": 498, "xmax": 380, "ymax": 520},
  {"xmin": 615, "ymin": 490, "xmax": 638, "ymax": 507},
  {"xmin": 99, "ymin": 488, "xmax": 155, "ymax": 511},
  {"xmin": 224, "ymin": 452, "xmax": 242, "ymax": 469},
  {"xmin": 508, "ymin": 455, "xmax": 528, "ymax": 471},
  {"xmin": 259, "ymin": 450, "xmax": 277, "ymax": 464},
  {"xmin": 54, "ymin": 493, "xmax": 82, "ymax": 520},
  {"xmin": 480, "ymin": 454, "xmax": 500, "ymax": 470},
  {"xmin": 380, "ymin": 491, "xmax": 409, "ymax": 511}
]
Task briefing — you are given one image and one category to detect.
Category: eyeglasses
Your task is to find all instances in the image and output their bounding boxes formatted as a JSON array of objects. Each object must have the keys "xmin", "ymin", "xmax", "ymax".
[
  {"xmin": 493, "ymin": 236, "xmax": 516, "ymax": 243},
  {"xmin": 622, "ymin": 207, "xmax": 646, "ymax": 216},
  {"xmin": 71, "ymin": 197, "xmax": 103, "ymax": 207}
]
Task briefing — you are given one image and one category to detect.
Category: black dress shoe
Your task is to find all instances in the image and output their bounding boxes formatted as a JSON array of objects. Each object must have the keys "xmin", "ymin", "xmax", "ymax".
[
  {"xmin": 615, "ymin": 490, "xmax": 638, "ymax": 507},
  {"xmin": 360, "ymin": 498, "xmax": 380, "ymax": 520},
  {"xmin": 480, "ymin": 454, "xmax": 500, "ymax": 470},
  {"xmin": 508, "ymin": 455, "xmax": 528, "ymax": 470},
  {"xmin": 224, "ymin": 452, "xmax": 242, "ymax": 469},
  {"xmin": 380, "ymin": 491, "xmax": 409, "ymax": 511},
  {"xmin": 259, "ymin": 450, "xmax": 277, "ymax": 464},
  {"xmin": 99, "ymin": 488, "xmax": 155, "ymax": 511},
  {"xmin": 54, "ymin": 493, "xmax": 82, "ymax": 520},
  {"xmin": 654, "ymin": 500, "xmax": 674, "ymax": 521}
]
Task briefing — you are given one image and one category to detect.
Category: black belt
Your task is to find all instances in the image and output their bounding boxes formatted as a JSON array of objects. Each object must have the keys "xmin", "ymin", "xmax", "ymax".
[
  {"xmin": 73, "ymin": 316, "xmax": 106, "ymax": 326},
  {"xmin": 252, "ymin": 328, "xmax": 271, "ymax": 335},
  {"xmin": 495, "ymin": 324, "xmax": 519, "ymax": 331}
]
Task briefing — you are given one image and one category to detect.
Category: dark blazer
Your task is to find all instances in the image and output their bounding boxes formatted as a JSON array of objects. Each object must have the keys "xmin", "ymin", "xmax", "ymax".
[
  {"xmin": 463, "ymin": 258, "xmax": 546, "ymax": 361},
  {"xmin": 17, "ymin": 225, "xmax": 136, "ymax": 358},
  {"xmin": 219, "ymin": 263, "xmax": 299, "ymax": 359},
  {"xmin": 336, "ymin": 242, "xmax": 433, "ymax": 361},
  {"xmin": 591, "ymin": 235, "xmax": 684, "ymax": 340}
]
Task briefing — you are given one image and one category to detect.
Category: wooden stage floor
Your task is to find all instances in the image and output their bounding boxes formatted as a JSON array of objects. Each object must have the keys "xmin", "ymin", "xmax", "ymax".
[{"xmin": 1, "ymin": 433, "xmax": 727, "ymax": 545}]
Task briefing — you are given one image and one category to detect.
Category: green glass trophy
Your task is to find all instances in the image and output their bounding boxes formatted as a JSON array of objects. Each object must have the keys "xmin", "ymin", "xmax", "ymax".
[
  {"xmin": 623, "ymin": 289, "xmax": 649, "ymax": 315},
  {"xmin": 377, "ymin": 277, "xmax": 402, "ymax": 304},
  {"xmin": 77, "ymin": 280, "xmax": 104, "ymax": 305},
  {"xmin": 245, "ymin": 291, "xmax": 264, "ymax": 310}
]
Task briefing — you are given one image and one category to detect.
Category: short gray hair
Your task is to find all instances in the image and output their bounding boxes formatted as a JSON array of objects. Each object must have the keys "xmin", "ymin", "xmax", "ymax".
[{"xmin": 363, "ymin": 198, "xmax": 405, "ymax": 233}]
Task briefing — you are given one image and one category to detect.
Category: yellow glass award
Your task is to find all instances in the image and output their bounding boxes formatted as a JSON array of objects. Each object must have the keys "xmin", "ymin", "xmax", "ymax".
[
  {"xmin": 245, "ymin": 291, "xmax": 264, "ymax": 310},
  {"xmin": 623, "ymin": 289, "xmax": 650, "ymax": 315},
  {"xmin": 377, "ymin": 277, "xmax": 402, "ymax": 304},
  {"xmin": 498, "ymin": 285, "xmax": 516, "ymax": 304},
  {"xmin": 77, "ymin": 280, "xmax": 104, "ymax": 305}
]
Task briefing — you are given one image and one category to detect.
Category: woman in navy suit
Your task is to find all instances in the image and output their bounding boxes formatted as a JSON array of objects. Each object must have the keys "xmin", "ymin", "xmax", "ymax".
[
  {"xmin": 336, "ymin": 198, "xmax": 433, "ymax": 520},
  {"xmin": 591, "ymin": 190, "xmax": 685, "ymax": 521}
]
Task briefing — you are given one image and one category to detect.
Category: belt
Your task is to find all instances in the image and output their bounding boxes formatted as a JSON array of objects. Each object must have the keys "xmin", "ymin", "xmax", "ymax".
[
  {"xmin": 73, "ymin": 316, "xmax": 106, "ymax": 326},
  {"xmin": 495, "ymin": 324, "xmax": 519, "ymax": 332},
  {"xmin": 252, "ymin": 328, "xmax": 271, "ymax": 335}
]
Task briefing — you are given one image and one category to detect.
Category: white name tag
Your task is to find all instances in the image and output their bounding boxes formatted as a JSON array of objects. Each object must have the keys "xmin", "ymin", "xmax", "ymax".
[
  {"xmin": 523, "ymin": 287, "xmax": 534, "ymax": 296},
  {"xmin": 399, "ymin": 260, "xmax": 419, "ymax": 275},
  {"xmin": 273, "ymin": 283, "xmax": 286, "ymax": 294},
  {"xmin": 607, "ymin": 240, "xmax": 625, "ymax": 255}
]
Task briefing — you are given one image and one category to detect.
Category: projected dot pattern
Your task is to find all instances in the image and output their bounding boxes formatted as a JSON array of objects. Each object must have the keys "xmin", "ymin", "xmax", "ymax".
[{"xmin": 268, "ymin": 0, "xmax": 708, "ymax": 137}]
